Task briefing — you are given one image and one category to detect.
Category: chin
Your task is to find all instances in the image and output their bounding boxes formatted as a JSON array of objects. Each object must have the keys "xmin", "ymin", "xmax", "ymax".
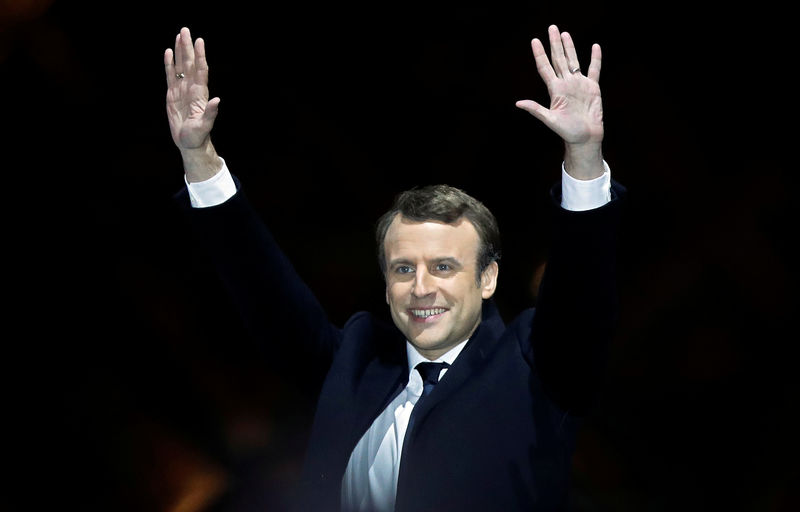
[
  {"xmin": 409, "ymin": 334, "xmax": 452, "ymax": 353},
  {"xmin": 411, "ymin": 339, "xmax": 443, "ymax": 351}
]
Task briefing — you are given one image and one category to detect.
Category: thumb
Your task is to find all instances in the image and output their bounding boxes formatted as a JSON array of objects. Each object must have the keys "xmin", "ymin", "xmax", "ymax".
[
  {"xmin": 203, "ymin": 97, "xmax": 221, "ymax": 124},
  {"xmin": 515, "ymin": 99, "xmax": 553, "ymax": 127}
]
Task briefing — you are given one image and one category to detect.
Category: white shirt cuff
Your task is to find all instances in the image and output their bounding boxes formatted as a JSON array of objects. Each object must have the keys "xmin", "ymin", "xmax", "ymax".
[
  {"xmin": 184, "ymin": 158, "xmax": 237, "ymax": 208},
  {"xmin": 560, "ymin": 160, "xmax": 612, "ymax": 211}
]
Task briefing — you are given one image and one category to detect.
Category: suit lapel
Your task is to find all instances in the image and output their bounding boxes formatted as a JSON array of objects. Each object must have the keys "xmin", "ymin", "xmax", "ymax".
[
  {"xmin": 347, "ymin": 301, "xmax": 505, "ymax": 487},
  {"xmin": 351, "ymin": 331, "xmax": 408, "ymax": 444},
  {"xmin": 409, "ymin": 299, "xmax": 505, "ymax": 423},
  {"xmin": 397, "ymin": 299, "xmax": 505, "ymax": 487}
]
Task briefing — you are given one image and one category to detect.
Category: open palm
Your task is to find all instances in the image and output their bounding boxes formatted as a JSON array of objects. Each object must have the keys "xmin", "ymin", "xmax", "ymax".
[
  {"xmin": 516, "ymin": 25, "xmax": 603, "ymax": 146},
  {"xmin": 164, "ymin": 27, "xmax": 220, "ymax": 150}
]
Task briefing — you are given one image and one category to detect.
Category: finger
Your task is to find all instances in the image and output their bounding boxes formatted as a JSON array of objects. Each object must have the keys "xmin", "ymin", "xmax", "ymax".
[
  {"xmin": 173, "ymin": 32, "xmax": 184, "ymax": 73},
  {"xmin": 548, "ymin": 25, "xmax": 568, "ymax": 76},
  {"xmin": 164, "ymin": 48, "xmax": 177, "ymax": 87},
  {"xmin": 531, "ymin": 38, "xmax": 556, "ymax": 84},
  {"xmin": 587, "ymin": 43, "xmax": 602, "ymax": 83},
  {"xmin": 179, "ymin": 27, "xmax": 196, "ymax": 74},
  {"xmin": 515, "ymin": 99, "xmax": 554, "ymax": 127},
  {"xmin": 194, "ymin": 37, "xmax": 209, "ymax": 85},
  {"xmin": 561, "ymin": 32, "xmax": 581, "ymax": 74}
]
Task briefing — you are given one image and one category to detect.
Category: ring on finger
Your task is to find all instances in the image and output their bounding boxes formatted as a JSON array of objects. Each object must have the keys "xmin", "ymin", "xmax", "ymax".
[
  {"xmin": 569, "ymin": 66, "xmax": 580, "ymax": 74},
  {"xmin": 176, "ymin": 72, "xmax": 185, "ymax": 79}
]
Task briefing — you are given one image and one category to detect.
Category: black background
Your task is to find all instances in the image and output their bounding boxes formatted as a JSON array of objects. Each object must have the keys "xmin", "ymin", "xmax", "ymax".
[{"xmin": 3, "ymin": 1, "xmax": 797, "ymax": 510}]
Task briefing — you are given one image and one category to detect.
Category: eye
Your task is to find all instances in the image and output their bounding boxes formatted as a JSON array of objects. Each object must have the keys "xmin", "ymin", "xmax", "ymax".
[
  {"xmin": 395, "ymin": 265, "xmax": 413, "ymax": 274},
  {"xmin": 435, "ymin": 263, "xmax": 451, "ymax": 272}
]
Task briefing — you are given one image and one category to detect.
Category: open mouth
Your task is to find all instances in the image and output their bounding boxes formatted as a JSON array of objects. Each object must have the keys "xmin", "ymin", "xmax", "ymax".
[{"xmin": 408, "ymin": 307, "xmax": 448, "ymax": 322}]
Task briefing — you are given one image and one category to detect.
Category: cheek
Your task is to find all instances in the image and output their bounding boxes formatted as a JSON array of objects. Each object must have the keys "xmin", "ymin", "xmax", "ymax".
[
  {"xmin": 386, "ymin": 283, "xmax": 405, "ymax": 308},
  {"xmin": 455, "ymin": 282, "xmax": 483, "ymax": 313}
]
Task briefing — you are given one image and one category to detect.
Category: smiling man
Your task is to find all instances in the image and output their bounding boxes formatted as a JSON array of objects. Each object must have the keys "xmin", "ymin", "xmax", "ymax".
[
  {"xmin": 378, "ymin": 186, "xmax": 500, "ymax": 360},
  {"xmin": 168, "ymin": 24, "xmax": 625, "ymax": 512}
]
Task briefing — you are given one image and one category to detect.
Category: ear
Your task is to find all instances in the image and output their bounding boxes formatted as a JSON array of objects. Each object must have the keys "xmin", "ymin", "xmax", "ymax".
[
  {"xmin": 480, "ymin": 261, "xmax": 499, "ymax": 299},
  {"xmin": 385, "ymin": 283, "xmax": 390, "ymax": 305}
]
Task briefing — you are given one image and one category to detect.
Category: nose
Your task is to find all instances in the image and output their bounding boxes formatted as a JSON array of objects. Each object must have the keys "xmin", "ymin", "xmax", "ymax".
[{"xmin": 412, "ymin": 268, "xmax": 435, "ymax": 298}]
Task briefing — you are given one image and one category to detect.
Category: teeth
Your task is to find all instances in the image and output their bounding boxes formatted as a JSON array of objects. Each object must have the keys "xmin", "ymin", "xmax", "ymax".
[{"xmin": 410, "ymin": 308, "xmax": 446, "ymax": 318}]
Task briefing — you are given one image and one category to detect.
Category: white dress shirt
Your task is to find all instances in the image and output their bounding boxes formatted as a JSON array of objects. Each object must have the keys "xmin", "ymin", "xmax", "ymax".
[
  {"xmin": 184, "ymin": 159, "xmax": 612, "ymax": 511},
  {"xmin": 340, "ymin": 339, "xmax": 467, "ymax": 511}
]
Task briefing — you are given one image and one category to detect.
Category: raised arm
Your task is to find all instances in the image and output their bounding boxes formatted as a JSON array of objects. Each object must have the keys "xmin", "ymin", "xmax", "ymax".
[
  {"xmin": 165, "ymin": 28, "xmax": 341, "ymax": 376},
  {"xmin": 516, "ymin": 26, "xmax": 624, "ymax": 415},
  {"xmin": 164, "ymin": 27, "xmax": 223, "ymax": 182},
  {"xmin": 516, "ymin": 25, "xmax": 604, "ymax": 181}
]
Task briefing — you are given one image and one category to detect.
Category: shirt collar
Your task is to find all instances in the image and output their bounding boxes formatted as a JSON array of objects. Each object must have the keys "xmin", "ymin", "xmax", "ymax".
[{"xmin": 405, "ymin": 338, "xmax": 469, "ymax": 376}]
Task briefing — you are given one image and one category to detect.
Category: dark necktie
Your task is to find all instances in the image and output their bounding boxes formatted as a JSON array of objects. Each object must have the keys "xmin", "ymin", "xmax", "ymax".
[
  {"xmin": 402, "ymin": 362, "xmax": 451, "ymax": 451},
  {"xmin": 415, "ymin": 362, "xmax": 450, "ymax": 398}
]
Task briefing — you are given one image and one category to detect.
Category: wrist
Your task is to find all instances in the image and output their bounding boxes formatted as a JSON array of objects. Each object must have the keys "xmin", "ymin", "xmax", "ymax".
[
  {"xmin": 564, "ymin": 142, "xmax": 604, "ymax": 180},
  {"xmin": 181, "ymin": 141, "xmax": 223, "ymax": 183}
]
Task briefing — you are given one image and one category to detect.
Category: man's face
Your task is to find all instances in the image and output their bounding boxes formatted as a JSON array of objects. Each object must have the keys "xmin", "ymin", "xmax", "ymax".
[{"xmin": 383, "ymin": 214, "xmax": 498, "ymax": 360}]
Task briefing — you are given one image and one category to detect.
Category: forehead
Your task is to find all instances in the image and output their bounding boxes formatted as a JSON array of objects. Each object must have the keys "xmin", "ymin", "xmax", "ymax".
[{"xmin": 384, "ymin": 214, "xmax": 480, "ymax": 261}]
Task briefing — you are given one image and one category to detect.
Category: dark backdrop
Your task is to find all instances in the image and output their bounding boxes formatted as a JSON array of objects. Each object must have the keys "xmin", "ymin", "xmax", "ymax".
[{"xmin": 3, "ymin": 2, "xmax": 797, "ymax": 511}]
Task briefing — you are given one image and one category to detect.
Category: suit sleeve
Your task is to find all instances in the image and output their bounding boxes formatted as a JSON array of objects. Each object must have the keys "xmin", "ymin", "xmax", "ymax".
[
  {"xmin": 525, "ymin": 179, "xmax": 627, "ymax": 416},
  {"xmin": 174, "ymin": 177, "xmax": 341, "ymax": 374}
]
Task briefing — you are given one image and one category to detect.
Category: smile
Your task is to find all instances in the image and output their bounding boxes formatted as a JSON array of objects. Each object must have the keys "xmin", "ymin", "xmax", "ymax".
[{"xmin": 408, "ymin": 307, "xmax": 448, "ymax": 321}]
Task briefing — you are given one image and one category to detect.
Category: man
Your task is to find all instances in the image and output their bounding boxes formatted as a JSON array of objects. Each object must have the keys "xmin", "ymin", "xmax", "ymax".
[{"xmin": 166, "ymin": 24, "xmax": 625, "ymax": 511}]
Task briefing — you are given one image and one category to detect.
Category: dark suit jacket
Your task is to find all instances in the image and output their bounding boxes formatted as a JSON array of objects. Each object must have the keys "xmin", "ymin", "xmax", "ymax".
[{"xmin": 177, "ymin": 177, "xmax": 626, "ymax": 511}]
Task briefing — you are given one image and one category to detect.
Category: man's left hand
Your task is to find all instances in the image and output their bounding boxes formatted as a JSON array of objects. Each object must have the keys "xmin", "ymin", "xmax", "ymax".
[{"xmin": 516, "ymin": 25, "xmax": 604, "ymax": 180}]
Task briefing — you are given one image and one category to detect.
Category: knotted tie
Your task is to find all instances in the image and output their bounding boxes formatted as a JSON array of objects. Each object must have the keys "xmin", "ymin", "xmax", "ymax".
[{"xmin": 415, "ymin": 362, "xmax": 450, "ymax": 398}]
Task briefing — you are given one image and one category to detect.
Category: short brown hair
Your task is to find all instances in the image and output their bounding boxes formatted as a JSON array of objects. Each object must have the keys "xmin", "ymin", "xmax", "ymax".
[{"xmin": 375, "ymin": 184, "xmax": 501, "ymax": 282}]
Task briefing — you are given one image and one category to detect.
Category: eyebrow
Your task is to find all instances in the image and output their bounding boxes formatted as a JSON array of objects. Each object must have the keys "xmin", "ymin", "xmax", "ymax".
[
  {"xmin": 434, "ymin": 257, "xmax": 464, "ymax": 269},
  {"xmin": 387, "ymin": 257, "xmax": 464, "ymax": 268},
  {"xmin": 388, "ymin": 258, "xmax": 414, "ymax": 268}
]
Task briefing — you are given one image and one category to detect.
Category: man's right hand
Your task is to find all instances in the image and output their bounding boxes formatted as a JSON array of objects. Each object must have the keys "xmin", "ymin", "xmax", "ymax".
[{"xmin": 165, "ymin": 27, "xmax": 222, "ymax": 182}]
